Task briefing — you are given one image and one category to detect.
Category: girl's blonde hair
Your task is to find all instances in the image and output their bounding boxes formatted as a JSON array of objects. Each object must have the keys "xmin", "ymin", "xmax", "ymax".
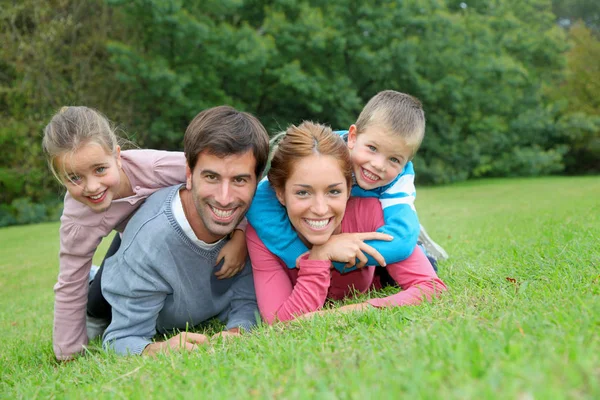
[
  {"xmin": 42, "ymin": 106, "xmax": 120, "ymax": 183},
  {"xmin": 268, "ymin": 121, "xmax": 353, "ymax": 193}
]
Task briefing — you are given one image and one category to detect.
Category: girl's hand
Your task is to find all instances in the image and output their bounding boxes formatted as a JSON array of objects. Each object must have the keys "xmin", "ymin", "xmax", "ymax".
[
  {"xmin": 215, "ymin": 229, "xmax": 247, "ymax": 279},
  {"xmin": 308, "ymin": 232, "xmax": 393, "ymax": 269}
]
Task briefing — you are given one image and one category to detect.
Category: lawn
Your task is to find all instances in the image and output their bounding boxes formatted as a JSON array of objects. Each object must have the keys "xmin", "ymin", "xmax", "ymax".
[{"xmin": 1, "ymin": 177, "xmax": 598, "ymax": 399}]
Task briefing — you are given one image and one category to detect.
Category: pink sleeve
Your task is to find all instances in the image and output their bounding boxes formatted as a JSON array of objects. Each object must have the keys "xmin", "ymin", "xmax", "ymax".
[
  {"xmin": 246, "ymin": 225, "xmax": 331, "ymax": 324},
  {"xmin": 53, "ymin": 221, "xmax": 104, "ymax": 360},
  {"xmin": 151, "ymin": 151, "xmax": 187, "ymax": 187},
  {"xmin": 235, "ymin": 217, "xmax": 248, "ymax": 232},
  {"xmin": 367, "ymin": 246, "xmax": 447, "ymax": 308}
]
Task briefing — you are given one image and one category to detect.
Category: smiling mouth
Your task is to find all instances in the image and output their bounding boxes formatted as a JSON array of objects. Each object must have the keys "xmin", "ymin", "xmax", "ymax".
[
  {"xmin": 303, "ymin": 217, "xmax": 332, "ymax": 231},
  {"xmin": 209, "ymin": 205, "xmax": 236, "ymax": 221},
  {"xmin": 87, "ymin": 190, "xmax": 107, "ymax": 203},
  {"xmin": 361, "ymin": 168, "xmax": 381, "ymax": 183}
]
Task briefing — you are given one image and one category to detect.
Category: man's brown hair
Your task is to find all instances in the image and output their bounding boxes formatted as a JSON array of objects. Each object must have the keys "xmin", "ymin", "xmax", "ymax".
[{"xmin": 184, "ymin": 106, "xmax": 270, "ymax": 178}]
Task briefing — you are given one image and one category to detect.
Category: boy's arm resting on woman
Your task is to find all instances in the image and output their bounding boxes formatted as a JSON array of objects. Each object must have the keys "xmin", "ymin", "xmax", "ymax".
[
  {"xmin": 53, "ymin": 221, "xmax": 104, "ymax": 360},
  {"xmin": 348, "ymin": 162, "xmax": 420, "ymax": 268},
  {"xmin": 246, "ymin": 225, "xmax": 331, "ymax": 324},
  {"xmin": 246, "ymin": 179, "xmax": 310, "ymax": 269}
]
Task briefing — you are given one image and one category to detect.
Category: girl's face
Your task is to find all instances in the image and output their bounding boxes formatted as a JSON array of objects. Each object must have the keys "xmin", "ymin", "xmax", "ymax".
[
  {"xmin": 55, "ymin": 143, "xmax": 124, "ymax": 213},
  {"xmin": 275, "ymin": 154, "xmax": 350, "ymax": 246}
]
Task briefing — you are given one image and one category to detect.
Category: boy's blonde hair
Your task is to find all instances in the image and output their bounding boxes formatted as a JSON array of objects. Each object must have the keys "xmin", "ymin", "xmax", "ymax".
[
  {"xmin": 42, "ymin": 106, "xmax": 120, "ymax": 183},
  {"xmin": 355, "ymin": 90, "xmax": 426, "ymax": 155}
]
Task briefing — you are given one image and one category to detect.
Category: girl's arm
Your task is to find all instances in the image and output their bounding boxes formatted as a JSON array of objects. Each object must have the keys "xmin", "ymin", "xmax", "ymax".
[
  {"xmin": 346, "ymin": 161, "xmax": 420, "ymax": 269},
  {"xmin": 246, "ymin": 225, "xmax": 331, "ymax": 324},
  {"xmin": 53, "ymin": 222, "xmax": 104, "ymax": 360},
  {"xmin": 245, "ymin": 178, "xmax": 310, "ymax": 269}
]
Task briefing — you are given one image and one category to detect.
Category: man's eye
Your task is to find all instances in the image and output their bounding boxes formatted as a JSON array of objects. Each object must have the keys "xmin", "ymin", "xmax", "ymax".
[
  {"xmin": 206, "ymin": 175, "xmax": 218, "ymax": 181},
  {"xmin": 234, "ymin": 177, "xmax": 247, "ymax": 184}
]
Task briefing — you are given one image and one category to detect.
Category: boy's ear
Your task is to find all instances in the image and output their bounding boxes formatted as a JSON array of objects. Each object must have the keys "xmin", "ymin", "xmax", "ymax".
[
  {"xmin": 275, "ymin": 188, "xmax": 286, "ymax": 206},
  {"xmin": 185, "ymin": 165, "xmax": 193, "ymax": 190},
  {"xmin": 347, "ymin": 125, "xmax": 358, "ymax": 150}
]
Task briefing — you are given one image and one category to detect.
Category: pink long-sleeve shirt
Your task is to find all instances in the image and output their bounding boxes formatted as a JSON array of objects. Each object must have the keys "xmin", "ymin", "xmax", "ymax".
[
  {"xmin": 247, "ymin": 197, "xmax": 447, "ymax": 324},
  {"xmin": 53, "ymin": 149, "xmax": 187, "ymax": 360}
]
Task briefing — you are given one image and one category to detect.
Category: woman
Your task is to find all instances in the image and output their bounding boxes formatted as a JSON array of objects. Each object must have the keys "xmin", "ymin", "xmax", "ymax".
[{"xmin": 246, "ymin": 121, "xmax": 446, "ymax": 324}]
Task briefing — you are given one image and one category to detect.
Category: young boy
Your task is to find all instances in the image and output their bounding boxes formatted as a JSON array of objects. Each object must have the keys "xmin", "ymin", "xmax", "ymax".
[{"xmin": 246, "ymin": 90, "xmax": 448, "ymax": 273}]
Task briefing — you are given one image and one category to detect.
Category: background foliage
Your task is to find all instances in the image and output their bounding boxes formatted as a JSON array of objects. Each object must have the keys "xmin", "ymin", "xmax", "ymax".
[{"xmin": 0, "ymin": 0, "xmax": 598, "ymax": 226}]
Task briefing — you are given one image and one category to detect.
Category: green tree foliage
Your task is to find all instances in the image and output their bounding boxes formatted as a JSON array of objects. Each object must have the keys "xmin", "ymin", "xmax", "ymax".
[{"xmin": 0, "ymin": 0, "xmax": 597, "ymax": 226}]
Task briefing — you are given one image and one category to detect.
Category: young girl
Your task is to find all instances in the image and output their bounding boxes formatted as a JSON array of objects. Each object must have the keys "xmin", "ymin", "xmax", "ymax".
[{"xmin": 43, "ymin": 106, "xmax": 247, "ymax": 361}]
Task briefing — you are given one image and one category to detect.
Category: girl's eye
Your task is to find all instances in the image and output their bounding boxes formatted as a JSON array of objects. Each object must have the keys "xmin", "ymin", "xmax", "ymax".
[
  {"xmin": 367, "ymin": 145, "xmax": 377, "ymax": 152},
  {"xmin": 96, "ymin": 166, "xmax": 107, "ymax": 174},
  {"xmin": 67, "ymin": 174, "xmax": 82, "ymax": 183}
]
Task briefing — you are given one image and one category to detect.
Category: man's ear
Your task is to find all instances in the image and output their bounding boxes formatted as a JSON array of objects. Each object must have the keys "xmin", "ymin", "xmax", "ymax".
[
  {"xmin": 347, "ymin": 125, "xmax": 358, "ymax": 150},
  {"xmin": 185, "ymin": 165, "xmax": 193, "ymax": 190},
  {"xmin": 275, "ymin": 188, "xmax": 286, "ymax": 206}
]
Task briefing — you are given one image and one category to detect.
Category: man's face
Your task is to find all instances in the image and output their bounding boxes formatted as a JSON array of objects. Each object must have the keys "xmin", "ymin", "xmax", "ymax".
[{"xmin": 186, "ymin": 149, "xmax": 257, "ymax": 241}]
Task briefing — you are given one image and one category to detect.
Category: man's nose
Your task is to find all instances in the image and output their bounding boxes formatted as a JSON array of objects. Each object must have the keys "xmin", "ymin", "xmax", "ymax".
[{"xmin": 214, "ymin": 182, "xmax": 233, "ymax": 206}]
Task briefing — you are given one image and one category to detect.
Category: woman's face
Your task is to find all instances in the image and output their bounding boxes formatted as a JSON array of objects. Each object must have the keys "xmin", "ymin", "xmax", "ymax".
[{"xmin": 275, "ymin": 154, "xmax": 350, "ymax": 246}]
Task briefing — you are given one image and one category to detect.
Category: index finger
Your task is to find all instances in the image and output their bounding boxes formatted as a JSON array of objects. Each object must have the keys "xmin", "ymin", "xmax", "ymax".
[
  {"xmin": 356, "ymin": 232, "xmax": 393, "ymax": 242},
  {"xmin": 358, "ymin": 242, "xmax": 386, "ymax": 266}
]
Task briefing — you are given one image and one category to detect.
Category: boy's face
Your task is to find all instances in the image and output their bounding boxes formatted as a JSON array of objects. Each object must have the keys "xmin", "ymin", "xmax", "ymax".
[{"xmin": 347, "ymin": 124, "xmax": 414, "ymax": 190}]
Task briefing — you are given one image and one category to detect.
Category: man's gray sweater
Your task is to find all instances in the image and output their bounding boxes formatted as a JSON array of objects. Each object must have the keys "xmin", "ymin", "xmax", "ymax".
[{"xmin": 102, "ymin": 185, "xmax": 259, "ymax": 355}]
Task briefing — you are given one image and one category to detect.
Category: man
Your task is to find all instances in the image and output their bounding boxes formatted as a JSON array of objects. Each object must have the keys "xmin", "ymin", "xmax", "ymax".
[{"xmin": 101, "ymin": 106, "xmax": 270, "ymax": 356}]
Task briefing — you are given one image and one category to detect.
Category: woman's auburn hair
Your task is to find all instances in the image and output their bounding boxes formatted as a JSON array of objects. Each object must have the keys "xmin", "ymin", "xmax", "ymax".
[{"xmin": 267, "ymin": 121, "xmax": 353, "ymax": 192}]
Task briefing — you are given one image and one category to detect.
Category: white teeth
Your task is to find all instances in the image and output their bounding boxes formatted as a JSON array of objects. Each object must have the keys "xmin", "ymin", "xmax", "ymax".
[
  {"xmin": 305, "ymin": 219, "xmax": 329, "ymax": 229},
  {"xmin": 211, "ymin": 206, "xmax": 234, "ymax": 218},
  {"xmin": 363, "ymin": 169, "xmax": 380, "ymax": 181},
  {"xmin": 90, "ymin": 192, "xmax": 104, "ymax": 200}
]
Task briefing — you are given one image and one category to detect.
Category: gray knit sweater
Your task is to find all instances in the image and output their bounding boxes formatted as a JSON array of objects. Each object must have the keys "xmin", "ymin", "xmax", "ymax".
[{"xmin": 101, "ymin": 185, "xmax": 259, "ymax": 355}]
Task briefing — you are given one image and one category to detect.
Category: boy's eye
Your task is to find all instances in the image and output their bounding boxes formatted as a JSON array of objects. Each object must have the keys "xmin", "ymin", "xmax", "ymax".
[
  {"xmin": 367, "ymin": 145, "xmax": 377, "ymax": 152},
  {"xmin": 390, "ymin": 157, "xmax": 400, "ymax": 164}
]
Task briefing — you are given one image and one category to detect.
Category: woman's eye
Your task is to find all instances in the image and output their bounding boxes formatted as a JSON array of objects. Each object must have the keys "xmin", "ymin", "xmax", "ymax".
[
  {"xmin": 296, "ymin": 190, "xmax": 309, "ymax": 197},
  {"xmin": 329, "ymin": 189, "xmax": 342, "ymax": 195}
]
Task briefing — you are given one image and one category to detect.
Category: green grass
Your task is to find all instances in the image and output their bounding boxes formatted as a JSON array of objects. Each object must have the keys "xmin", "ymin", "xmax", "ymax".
[{"xmin": 1, "ymin": 177, "xmax": 599, "ymax": 399}]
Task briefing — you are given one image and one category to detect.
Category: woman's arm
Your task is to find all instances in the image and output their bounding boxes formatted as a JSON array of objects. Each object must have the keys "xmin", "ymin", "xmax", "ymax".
[
  {"xmin": 367, "ymin": 246, "xmax": 447, "ymax": 308},
  {"xmin": 246, "ymin": 225, "xmax": 331, "ymax": 324}
]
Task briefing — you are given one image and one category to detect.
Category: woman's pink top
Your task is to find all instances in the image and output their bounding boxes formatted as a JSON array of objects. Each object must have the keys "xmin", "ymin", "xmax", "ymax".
[
  {"xmin": 246, "ymin": 197, "xmax": 447, "ymax": 324},
  {"xmin": 53, "ymin": 150, "xmax": 187, "ymax": 360}
]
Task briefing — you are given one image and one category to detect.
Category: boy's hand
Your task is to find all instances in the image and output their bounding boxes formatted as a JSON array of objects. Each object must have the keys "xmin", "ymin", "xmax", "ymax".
[
  {"xmin": 308, "ymin": 232, "xmax": 393, "ymax": 269},
  {"xmin": 215, "ymin": 229, "xmax": 247, "ymax": 280}
]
